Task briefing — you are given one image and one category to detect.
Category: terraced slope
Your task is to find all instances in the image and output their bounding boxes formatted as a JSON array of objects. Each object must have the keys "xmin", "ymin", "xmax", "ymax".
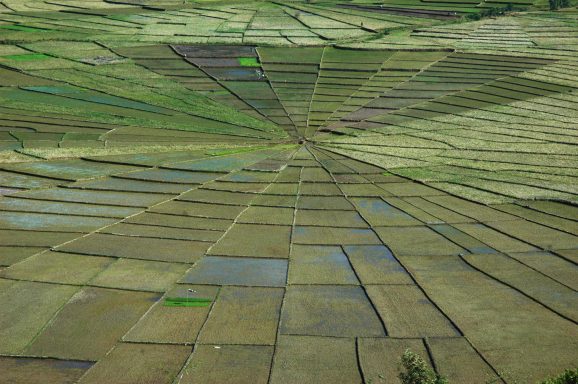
[{"xmin": 0, "ymin": 1, "xmax": 577, "ymax": 384}]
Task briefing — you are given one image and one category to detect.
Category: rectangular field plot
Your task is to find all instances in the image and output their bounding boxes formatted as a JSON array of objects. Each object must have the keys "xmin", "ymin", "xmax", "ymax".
[
  {"xmin": 58, "ymin": 233, "xmax": 209, "ymax": 263},
  {"xmin": 293, "ymin": 226, "xmax": 381, "ymax": 245},
  {"xmin": 124, "ymin": 285, "xmax": 218, "ymax": 344},
  {"xmin": 99, "ymin": 223, "xmax": 222, "ymax": 242},
  {"xmin": 343, "ymin": 245, "xmax": 413, "ymax": 284},
  {"xmin": 0, "ymin": 279, "xmax": 78, "ymax": 354},
  {"xmin": 90, "ymin": 258, "xmax": 189, "ymax": 292},
  {"xmin": 77, "ymin": 343, "xmax": 190, "ymax": 384},
  {"xmin": 179, "ymin": 345, "xmax": 273, "ymax": 384},
  {"xmin": 26, "ymin": 287, "xmax": 159, "ymax": 360},
  {"xmin": 199, "ymin": 286, "xmax": 283, "ymax": 345},
  {"xmin": 280, "ymin": 285, "xmax": 384, "ymax": 337},
  {"xmin": 270, "ymin": 336, "xmax": 361, "ymax": 384},
  {"xmin": 0, "ymin": 357, "xmax": 93, "ymax": 384},
  {"xmin": 366, "ymin": 284, "xmax": 459, "ymax": 337},
  {"xmin": 1, "ymin": 251, "xmax": 113, "ymax": 285},
  {"xmin": 288, "ymin": 245, "xmax": 359, "ymax": 285},
  {"xmin": 358, "ymin": 338, "xmax": 431, "ymax": 384},
  {"xmin": 208, "ymin": 223, "xmax": 291, "ymax": 258},
  {"xmin": 181, "ymin": 256, "xmax": 287, "ymax": 287},
  {"xmin": 375, "ymin": 226, "xmax": 466, "ymax": 256}
]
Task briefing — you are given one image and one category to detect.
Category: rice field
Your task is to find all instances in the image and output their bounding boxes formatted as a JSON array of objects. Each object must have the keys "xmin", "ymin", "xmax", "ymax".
[{"xmin": 0, "ymin": 1, "xmax": 577, "ymax": 383}]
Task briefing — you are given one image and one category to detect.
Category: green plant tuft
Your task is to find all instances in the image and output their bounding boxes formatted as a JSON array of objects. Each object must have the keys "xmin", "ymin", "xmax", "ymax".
[
  {"xmin": 541, "ymin": 368, "xmax": 578, "ymax": 384},
  {"xmin": 399, "ymin": 350, "xmax": 449, "ymax": 384}
]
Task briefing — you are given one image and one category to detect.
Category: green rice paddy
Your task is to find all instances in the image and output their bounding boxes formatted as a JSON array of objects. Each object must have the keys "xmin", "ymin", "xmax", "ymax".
[{"xmin": 0, "ymin": 0, "xmax": 576, "ymax": 383}]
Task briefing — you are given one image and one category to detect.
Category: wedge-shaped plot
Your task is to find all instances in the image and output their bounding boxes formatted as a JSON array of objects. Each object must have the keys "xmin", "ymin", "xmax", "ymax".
[
  {"xmin": 293, "ymin": 226, "xmax": 381, "ymax": 245},
  {"xmin": 270, "ymin": 336, "xmax": 361, "ymax": 384},
  {"xmin": 199, "ymin": 286, "xmax": 283, "ymax": 345},
  {"xmin": 343, "ymin": 245, "xmax": 413, "ymax": 284},
  {"xmin": 205, "ymin": 181, "xmax": 269, "ymax": 193},
  {"xmin": 181, "ymin": 256, "xmax": 287, "ymax": 287},
  {"xmin": 280, "ymin": 285, "xmax": 384, "ymax": 337},
  {"xmin": 454, "ymin": 223, "xmax": 538, "ymax": 253},
  {"xmin": 69, "ymin": 177, "xmax": 192, "ymax": 194},
  {"xmin": 288, "ymin": 245, "xmax": 358, "ymax": 285},
  {"xmin": 169, "ymin": 152, "xmax": 271, "ymax": 172},
  {"xmin": 223, "ymin": 170, "xmax": 278, "ymax": 183},
  {"xmin": 0, "ymin": 230, "xmax": 78, "ymax": 247},
  {"xmin": 375, "ymin": 226, "xmax": 465, "ymax": 256},
  {"xmin": 297, "ymin": 196, "xmax": 354, "ymax": 210},
  {"xmin": 0, "ymin": 357, "xmax": 93, "ymax": 384},
  {"xmin": 557, "ymin": 249, "xmax": 578, "ymax": 264},
  {"xmin": 299, "ymin": 182, "xmax": 342, "ymax": 196},
  {"xmin": 179, "ymin": 189, "xmax": 254, "ymax": 206},
  {"xmin": 494, "ymin": 204, "xmax": 578, "ymax": 236},
  {"xmin": 2, "ymin": 159, "xmax": 139, "ymax": 181},
  {"xmin": 179, "ymin": 345, "xmax": 273, "ymax": 384},
  {"xmin": 0, "ymin": 170, "xmax": 61, "ymax": 189},
  {"xmin": 275, "ymin": 166, "xmax": 301, "ymax": 182},
  {"xmin": 425, "ymin": 195, "xmax": 518, "ymax": 222},
  {"xmin": 124, "ymin": 285, "xmax": 218, "ymax": 344},
  {"xmin": 295, "ymin": 209, "xmax": 366, "ymax": 227},
  {"xmin": 26, "ymin": 287, "xmax": 159, "ymax": 361},
  {"xmin": 366, "ymin": 285, "xmax": 459, "ymax": 337},
  {"xmin": 522, "ymin": 201, "xmax": 578, "ymax": 222},
  {"xmin": 251, "ymin": 193, "xmax": 297, "ymax": 207},
  {"xmin": 0, "ymin": 198, "xmax": 141, "ymax": 218},
  {"xmin": 338, "ymin": 183, "xmax": 386, "ymax": 197},
  {"xmin": 151, "ymin": 201, "xmax": 244, "ymax": 219},
  {"xmin": 378, "ymin": 183, "xmax": 444, "ymax": 197},
  {"xmin": 126, "ymin": 212, "xmax": 231, "ymax": 231},
  {"xmin": 0, "ymin": 279, "xmax": 78, "ymax": 354},
  {"xmin": 58, "ymin": 233, "xmax": 208, "ymax": 263},
  {"xmin": 0, "ymin": 211, "xmax": 116, "ymax": 233},
  {"xmin": 88, "ymin": 150, "xmax": 206, "ymax": 167},
  {"xmin": 209, "ymin": 224, "xmax": 291, "ymax": 258},
  {"xmin": 0, "ymin": 246, "xmax": 44, "ymax": 267},
  {"xmin": 464, "ymin": 253, "xmax": 578, "ymax": 321},
  {"xmin": 264, "ymin": 183, "xmax": 299, "ymax": 195},
  {"xmin": 403, "ymin": 197, "xmax": 475, "ymax": 224},
  {"xmin": 90, "ymin": 259, "xmax": 189, "ymax": 292},
  {"xmin": 1, "ymin": 251, "xmax": 113, "ymax": 285},
  {"xmin": 237, "ymin": 206, "xmax": 294, "ymax": 225},
  {"xmin": 120, "ymin": 169, "xmax": 221, "ymax": 183},
  {"xmin": 429, "ymin": 337, "xmax": 500, "ymax": 384},
  {"xmin": 431, "ymin": 224, "xmax": 497, "ymax": 254},
  {"xmin": 17, "ymin": 188, "xmax": 168, "ymax": 207},
  {"xmin": 78, "ymin": 343, "xmax": 190, "ymax": 384},
  {"xmin": 383, "ymin": 197, "xmax": 443, "ymax": 224},
  {"xmin": 487, "ymin": 220, "xmax": 578, "ymax": 251},
  {"xmin": 100, "ymin": 223, "xmax": 222, "ymax": 242},
  {"xmin": 352, "ymin": 198, "xmax": 421, "ymax": 226},
  {"xmin": 358, "ymin": 337, "xmax": 430, "ymax": 384},
  {"xmin": 508, "ymin": 251, "xmax": 578, "ymax": 291},
  {"xmin": 299, "ymin": 167, "xmax": 333, "ymax": 182},
  {"xmin": 401, "ymin": 255, "xmax": 578, "ymax": 383}
]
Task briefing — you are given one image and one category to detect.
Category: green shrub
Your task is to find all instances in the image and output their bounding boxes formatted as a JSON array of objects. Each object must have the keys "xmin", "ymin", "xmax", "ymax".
[
  {"xmin": 465, "ymin": 4, "xmax": 527, "ymax": 21},
  {"xmin": 399, "ymin": 350, "xmax": 449, "ymax": 384},
  {"xmin": 549, "ymin": 0, "xmax": 571, "ymax": 9},
  {"xmin": 541, "ymin": 369, "xmax": 578, "ymax": 384}
]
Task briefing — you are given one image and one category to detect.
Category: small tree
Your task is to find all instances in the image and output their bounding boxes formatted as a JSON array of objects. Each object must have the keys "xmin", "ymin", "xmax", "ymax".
[{"xmin": 399, "ymin": 350, "xmax": 449, "ymax": 384}]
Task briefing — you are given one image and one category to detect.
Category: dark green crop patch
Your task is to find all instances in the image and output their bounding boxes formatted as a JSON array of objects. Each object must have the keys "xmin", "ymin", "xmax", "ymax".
[
  {"xmin": 164, "ymin": 297, "xmax": 212, "ymax": 307},
  {"xmin": 0, "ymin": 25, "xmax": 48, "ymax": 32},
  {"xmin": 238, "ymin": 57, "xmax": 260, "ymax": 67},
  {"xmin": 2, "ymin": 53, "xmax": 51, "ymax": 61}
]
